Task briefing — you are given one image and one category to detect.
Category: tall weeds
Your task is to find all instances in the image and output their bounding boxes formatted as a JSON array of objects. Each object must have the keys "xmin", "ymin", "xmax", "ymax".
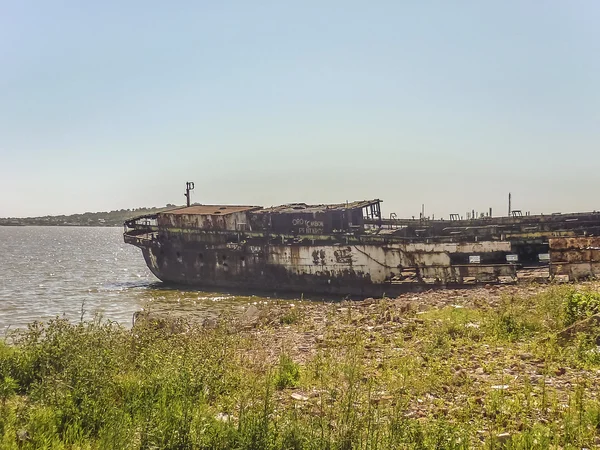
[{"xmin": 1, "ymin": 285, "xmax": 600, "ymax": 448}]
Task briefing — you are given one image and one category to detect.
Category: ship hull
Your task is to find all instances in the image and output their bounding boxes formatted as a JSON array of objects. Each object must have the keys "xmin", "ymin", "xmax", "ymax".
[
  {"xmin": 138, "ymin": 246, "xmax": 426, "ymax": 297},
  {"xmin": 130, "ymin": 236, "xmax": 532, "ymax": 297},
  {"xmin": 124, "ymin": 200, "xmax": 600, "ymax": 297}
]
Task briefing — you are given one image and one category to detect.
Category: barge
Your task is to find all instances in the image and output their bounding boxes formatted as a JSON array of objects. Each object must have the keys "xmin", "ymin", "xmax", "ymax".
[{"xmin": 124, "ymin": 193, "xmax": 600, "ymax": 297}]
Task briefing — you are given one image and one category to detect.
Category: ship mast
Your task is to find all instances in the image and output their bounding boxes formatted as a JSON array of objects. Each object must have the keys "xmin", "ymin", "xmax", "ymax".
[{"xmin": 184, "ymin": 181, "xmax": 195, "ymax": 207}]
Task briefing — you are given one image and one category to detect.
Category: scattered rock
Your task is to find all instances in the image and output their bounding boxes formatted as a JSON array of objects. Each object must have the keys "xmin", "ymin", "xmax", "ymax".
[
  {"xmin": 16, "ymin": 430, "xmax": 30, "ymax": 442},
  {"xmin": 202, "ymin": 317, "xmax": 218, "ymax": 328},
  {"xmin": 496, "ymin": 432, "xmax": 511, "ymax": 444},
  {"xmin": 371, "ymin": 395, "xmax": 394, "ymax": 404},
  {"xmin": 291, "ymin": 392, "xmax": 309, "ymax": 401},
  {"xmin": 240, "ymin": 305, "xmax": 260, "ymax": 325},
  {"xmin": 215, "ymin": 413, "xmax": 230, "ymax": 422},
  {"xmin": 491, "ymin": 385, "xmax": 509, "ymax": 390},
  {"xmin": 132, "ymin": 313, "xmax": 189, "ymax": 334}
]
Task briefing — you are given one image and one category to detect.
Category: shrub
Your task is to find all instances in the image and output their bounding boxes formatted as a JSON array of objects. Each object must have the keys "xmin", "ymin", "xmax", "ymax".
[
  {"xmin": 563, "ymin": 291, "xmax": 600, "ymax": 326},
  {"xmin": 486, "ymin": 296, "xmax": 541, "ymax": 341},
  {"xmin": 0, "ymin": 375, "xmax": 17, "ymax": 406},
  {"xmin": 274, "ymin": 354, "xmax": 300, "ymax": 390},
  {"xmin": 280, "ymin": 308, "xmax": 301, "ymax": 325}
]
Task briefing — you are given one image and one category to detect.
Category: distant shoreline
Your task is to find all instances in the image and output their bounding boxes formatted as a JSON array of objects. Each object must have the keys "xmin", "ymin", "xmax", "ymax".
[
  {"xmin": 0, "ymin": 223, "xmax": 122, "ymax": 227},
  {"xmin": 0, "ymin": 205, "xmax": 177, "ymax": 228}
]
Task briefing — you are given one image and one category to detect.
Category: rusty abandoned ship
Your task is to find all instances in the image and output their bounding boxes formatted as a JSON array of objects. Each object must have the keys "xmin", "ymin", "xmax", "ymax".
[{"xmin": 124, "ymin": 185, "xmax": 600, "ymax": 297}]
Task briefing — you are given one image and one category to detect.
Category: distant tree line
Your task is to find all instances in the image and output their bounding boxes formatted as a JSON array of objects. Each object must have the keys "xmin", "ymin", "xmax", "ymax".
[{"xmin": 0, "ymin": 205, "xmax": 180, "ymax": 227}]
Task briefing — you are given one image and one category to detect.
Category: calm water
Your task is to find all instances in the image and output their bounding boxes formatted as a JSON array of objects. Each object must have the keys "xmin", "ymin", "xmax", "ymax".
[{"xmin": 0, "ymin": 226, "xmax": 278, "ymax": 332}]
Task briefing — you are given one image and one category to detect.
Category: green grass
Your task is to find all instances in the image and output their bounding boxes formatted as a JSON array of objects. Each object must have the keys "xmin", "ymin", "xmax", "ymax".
[
  {"xmin": 1, "ymin": 285, "xmax": 600, "ymax": 448},
  {"xmin": 275, "ymin": 354, "xmax": 301, "ymax": 390},
  {"xmin": 280, "ymin": 307, "xmax": 302, "ymax": 325}
]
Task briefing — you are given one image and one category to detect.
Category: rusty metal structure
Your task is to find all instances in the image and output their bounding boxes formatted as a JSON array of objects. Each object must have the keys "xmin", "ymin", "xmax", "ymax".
[{"xmin": 124, "ymin": 195, "xmax": 600, "ymax": 296}]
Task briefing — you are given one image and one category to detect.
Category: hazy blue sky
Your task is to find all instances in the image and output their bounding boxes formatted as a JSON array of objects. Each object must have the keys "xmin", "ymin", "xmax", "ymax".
[{"xmin": 1, "ymin": 1, "xmax": 598, "ymax": 218}]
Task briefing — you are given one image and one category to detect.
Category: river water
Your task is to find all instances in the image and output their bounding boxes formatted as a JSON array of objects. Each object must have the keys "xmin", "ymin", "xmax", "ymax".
[{"xmin": 0, "ymin": 226, "xmax": 279, "ymax": 332}]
